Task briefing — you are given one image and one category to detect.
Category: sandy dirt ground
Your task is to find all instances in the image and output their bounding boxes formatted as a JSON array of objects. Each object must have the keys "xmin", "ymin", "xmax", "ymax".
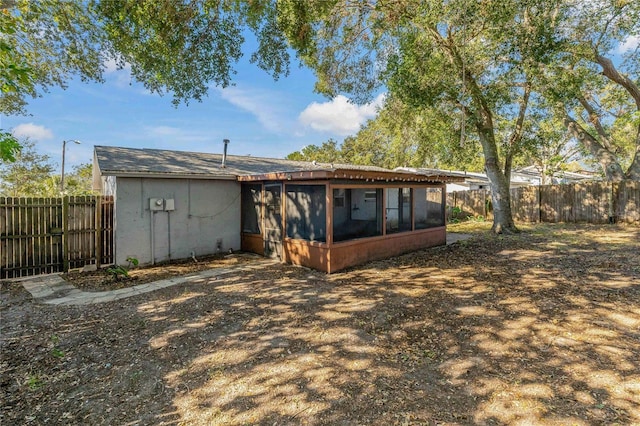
[{"xmin": 1, "ymin": 223, "xmax": 639, "ymax": 425}]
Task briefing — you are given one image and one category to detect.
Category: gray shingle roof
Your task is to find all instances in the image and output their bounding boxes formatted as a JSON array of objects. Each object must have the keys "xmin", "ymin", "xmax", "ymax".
[
  {"xmin": 95, "ymin": 146, "xmax": 394, "ymax": 178},
  {"xmin": 94, "ymin": 146, "xmax": 465, "ymax": 183}
]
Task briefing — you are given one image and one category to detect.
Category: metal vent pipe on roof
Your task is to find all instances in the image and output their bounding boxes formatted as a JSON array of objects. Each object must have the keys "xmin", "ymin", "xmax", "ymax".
[{"xmin": 222, "ymin": 139, "xmax": 230, "ymax": 168}]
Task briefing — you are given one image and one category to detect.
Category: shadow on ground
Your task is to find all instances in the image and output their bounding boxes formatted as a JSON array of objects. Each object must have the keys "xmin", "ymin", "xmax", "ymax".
[{"xmin": 1, "ymin": 224, "xmax": 639, "ymax": 425}]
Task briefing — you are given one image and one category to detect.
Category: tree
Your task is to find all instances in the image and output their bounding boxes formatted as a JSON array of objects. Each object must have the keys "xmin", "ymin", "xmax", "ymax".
[
  {"xmin": 63, "ymin": 163, "xmax": 96, "ymax": 195},
  {"xmin": 0, "ymin": 139, "xmax": 54, "ymax": 196},
  {"xmin": 1, "ymin": 6, "xmax": 29, "ymax": 160},
  {"xmin": 288, "ymin": 95, "xmax": 486, "ymax": 172},
  {"xmin": 287, "ymin": 139, "xmax": 342, "ymax": 163},
  {"xmin": 341, "ymin": 96, "xmax": 486, "ymax": 171},
  {"xmin": 541, "ymin": 0, "xmax": 640, "ymax": 181},
  {"xmin": 5, "ymin": 1, "xmax": 637, "ymax": 231},
  {"xmin": 0, "ymin": 131, "xmax": 21, "ymax": 162},
  {"xmin": 522, "ymin": 116, "xmax": 584, "ymax": 185},
  {"xmin": 1, "ymin": 0, "xmax": 107, "ymax": 115},
  {"xmin": 275, "ymin": 1, "xmax": 562, "ymax": 233},
  {"xmin": 1, "ymin": 0, "xmax": 295, "ymax": 113}
]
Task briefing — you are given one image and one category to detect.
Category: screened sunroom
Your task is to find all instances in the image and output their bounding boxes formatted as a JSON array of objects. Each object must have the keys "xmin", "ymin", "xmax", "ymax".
[{"xmin": 239, "ymin": 168, "xmax": 457, "ymax": 273}]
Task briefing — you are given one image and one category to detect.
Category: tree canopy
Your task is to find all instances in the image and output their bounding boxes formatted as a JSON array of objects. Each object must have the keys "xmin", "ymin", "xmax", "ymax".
[
  {"xmin": 0, "ymin": 139, "xmax": 95, "ymax": 196},
  {"xmin": 0, "ymin": 139, "xmax": 54, "ymax": 196},
  {"xmin": 0, "ymin": 0, "xmax": 297, "ymax": 113},
  {"xmin": 1, "ymin": 0, "xmax": 639, "ymax": 231}
]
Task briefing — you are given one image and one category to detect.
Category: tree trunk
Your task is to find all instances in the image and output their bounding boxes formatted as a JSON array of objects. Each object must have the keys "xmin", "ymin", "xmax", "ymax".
[
  {"xmin": 628, "ymin": 144, "xmax": 640, "ymax": 180},
  {"xmin": 563, "ymin": 114, "xmax": 626, "ymax": 181},
  {"xmin": 485, "ymin": 156, "xmax": 517, "ymax": 234},
  {"xmin": 594, "ymin": 54, "xmax": 640, "ymax": 181},
  {"xmin": 433, "ymin": 26, "xmax": 518, "ymax": 233},
  {"xmin": 540, "ymin": 163, "xmax": 551, "ymax": 185},
  {"xmin": 476, "ymin": 122, "xmax": 518, "ymax": 234}
]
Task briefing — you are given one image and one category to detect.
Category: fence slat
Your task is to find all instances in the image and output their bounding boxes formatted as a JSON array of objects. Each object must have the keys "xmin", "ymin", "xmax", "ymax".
[
  {"xmin": 1, "ymin": 196, "xmax": 114, "ymax": 279},
  {"xmin": 447, "ymin": 181, "xmax": 639, "ymax": 225}
]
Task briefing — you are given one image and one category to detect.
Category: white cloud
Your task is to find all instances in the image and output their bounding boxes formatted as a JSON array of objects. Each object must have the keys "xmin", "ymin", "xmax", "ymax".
[
  {"xmin": 103, "ymin": 57, "xmax": 133, "ymax": 87},
  {"xmin": 217, "ymin": 86, "xmax": 291, "ymax": 133},
  {"xmin": 616, "ymin": 35, "xmax": 640, "ymax": 54},
  {"xmin": 104, "ymin": 57, "xmax": 132, "ymax": 74},
  {"xmin": 298, "ymin": 94, "xmax": 386, "ymax": 136},
  {"xmin": 11, "ymin": 123, "xmax": 54, "ymax": 141}
]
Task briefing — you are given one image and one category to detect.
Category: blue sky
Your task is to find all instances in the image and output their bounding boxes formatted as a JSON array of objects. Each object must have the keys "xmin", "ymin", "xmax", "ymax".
[
  {"xmin": 1, "ymin": 49, "xmax": 385, "ymax": 174},
  {"xmin": 3, "ymin": 30, "xmax": 637, "ymax": 175}
]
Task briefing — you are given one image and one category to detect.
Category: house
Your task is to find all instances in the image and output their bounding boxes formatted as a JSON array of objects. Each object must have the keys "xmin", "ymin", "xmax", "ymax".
[
  {"xmin": 397, "ymin": 166, "xmax": 595, "ymax": 193},
  {"xmin": 513, "ymin": 165, "xmax": 597, "ymax": 185},
  {"xmin": 93, "ymin": 145, "xmax": 463, "ymax": 273}
]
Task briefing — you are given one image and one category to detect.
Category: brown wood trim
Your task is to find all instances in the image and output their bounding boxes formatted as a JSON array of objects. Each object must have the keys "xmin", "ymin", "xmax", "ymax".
[
  {"xmin": 326, "ymin": 183, "xmax": 332, "ymax": 245},
  {"xmin": 327, "ymin": 227, "xmax": 446, "ymax": 273},
  {"xmin": 330, "ymin": 182, "xmax": 446, "ymax": 189},
  {"xmin": 282, "ymin": 239, "xmax": 330, "ymax": 273},
  {"xmin": 382, "ymin": 187, "xmax": 387, "ymax": 236},
  {"xmin": 239, "ymin": 171, "xmax": 333, "ymax": 182},
  {"xmin": 237, "ymin": 169, "xmax": 463, "ymax": 183},
  {"xmin": 283, "ymin": 237, "xmax": 328, "ymax": 248},
  {"xmin": 330, "ymin": 226, "xmax": 445, "ymax": 249},
  {"xmin": 241, "ymin": 232, "xmax": 264, "ymax": 255}
]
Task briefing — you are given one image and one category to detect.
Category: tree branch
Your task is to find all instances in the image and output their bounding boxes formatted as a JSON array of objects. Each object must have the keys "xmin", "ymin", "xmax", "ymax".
[
  {"xmin": 595, "ymin": 54, "xmax": 640, "ymax": 110},
  {"xmin": 576, "ymin": 95, "xmax": 614, "ymax": 151},
  {"xmin": 563, "ymin": 111, "xmax": 625, "ymax": 181},
  {"xmin": 504, "ymin": 81, "xmax": 531, "ymax": 181}
]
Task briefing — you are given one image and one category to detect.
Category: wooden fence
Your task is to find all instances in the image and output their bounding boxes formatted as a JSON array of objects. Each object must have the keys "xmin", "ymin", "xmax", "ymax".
[
  {"xmin": 447, "ymin": 180, "xmax": 640, "ymax": 224},
  {"xmin": 0, "ymin": 196, "xmax": 114, "ymax": 279}
]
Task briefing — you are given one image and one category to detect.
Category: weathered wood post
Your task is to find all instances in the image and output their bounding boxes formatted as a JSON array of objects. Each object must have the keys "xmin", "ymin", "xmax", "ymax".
[
  {"xmin": 95, "ymin": 196, "xmax": 102, "ymax": 269},
  {"xmin": 62, "ymin": 196, "xmax": 69, "ymax": 273}
]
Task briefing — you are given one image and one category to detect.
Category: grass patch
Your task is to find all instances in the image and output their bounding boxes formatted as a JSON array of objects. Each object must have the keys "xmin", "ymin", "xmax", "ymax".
[{"xmin": 447, "ymin": 221, "xmax": 492, "ymax": 234}]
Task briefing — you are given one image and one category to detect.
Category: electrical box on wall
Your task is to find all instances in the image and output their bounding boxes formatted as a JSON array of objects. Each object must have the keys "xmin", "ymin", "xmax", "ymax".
[
  {"xmin": 149, "ymin": 198, "xmax": 175, "ymax": 211},
  {"xmin": 150, "ymin": 198, "xmax": 164, "ymax": 211}
]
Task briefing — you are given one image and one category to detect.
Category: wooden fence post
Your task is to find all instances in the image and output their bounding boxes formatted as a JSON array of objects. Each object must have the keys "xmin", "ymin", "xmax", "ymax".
[
  {"xmin": 538, "ymin": 185, "xmax": 542, "ymax": 223},
  {"xmin": 483, "ymin": 189, "xmax": 487, "ymax": 218},
  {"xmin": 609, "ymin": 182, "xmax": 615, "ymax": 223},
  {"xmin": 96, "ymin": 196, "xmax": 102, "ymax": 269},
  {"xmin": 62, "ymin": 196, "xmax": 69, "ymax": 273}
]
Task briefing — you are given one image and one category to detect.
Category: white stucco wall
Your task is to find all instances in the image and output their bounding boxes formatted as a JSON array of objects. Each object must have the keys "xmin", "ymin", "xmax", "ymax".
[{"xmin": 114, "ymin": 177, "xmax": 241, "ymax": 265}]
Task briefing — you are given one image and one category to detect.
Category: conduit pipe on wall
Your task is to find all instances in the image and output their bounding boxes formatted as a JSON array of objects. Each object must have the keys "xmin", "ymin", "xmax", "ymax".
[
  {"xmin": 150, "ymin": 210, "xmax": 155, "ymax": 265},
  {"xmin": 167, "ymin": 211, "xmax": 172, "ymax": 261}
]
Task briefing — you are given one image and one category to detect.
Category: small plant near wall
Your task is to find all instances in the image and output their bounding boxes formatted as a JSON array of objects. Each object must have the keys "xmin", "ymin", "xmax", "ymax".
[
  {"xmin": 448, "ymin": 206, "xmax": 463, "ymax": 223},
  {"xmin": 106, "ymin": 257, "xmax": 139, "ymax": 281}
]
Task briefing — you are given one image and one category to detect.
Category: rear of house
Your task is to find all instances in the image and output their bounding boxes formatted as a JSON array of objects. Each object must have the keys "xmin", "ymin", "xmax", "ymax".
[{"xmin": 94, "ymin": 146, "xmax": 462, "ymax": 273}]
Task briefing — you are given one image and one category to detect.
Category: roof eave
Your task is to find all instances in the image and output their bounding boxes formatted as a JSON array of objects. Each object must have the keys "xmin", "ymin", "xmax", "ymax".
[
  {"xmin": 238, "ymin": 168, "xmax": 465, "ymax": 183},
  {"xmin": 99, "ymin": 171, "xmax": 238, "ymax": 180}
]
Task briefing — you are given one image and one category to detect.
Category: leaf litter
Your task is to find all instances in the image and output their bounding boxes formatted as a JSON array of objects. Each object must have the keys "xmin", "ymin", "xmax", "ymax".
[{"xmin": 1, "ymin": 224, "xmax": 639, "ymax": 425}]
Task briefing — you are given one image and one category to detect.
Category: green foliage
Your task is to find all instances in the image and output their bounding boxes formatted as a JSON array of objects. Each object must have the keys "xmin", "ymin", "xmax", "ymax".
[
  {"xmin": 1, "ymin": 0, "xmax": 107, "ymax": 114},
  {"xmin": 0, "ymin": 141, "xmax": 97, "ymax": 196},
  {"xmin": 1, "ymin": 0, "xmax": 637, "ymax": 190},
  {"xmin": 288, "ymin": 96, "xmax": 486, "ymax": 171},
  {"xmin": 1, "ymin": 0, "xmax": 297, "ymax": 112},
  {"xmin": 0, "ymin": 139, "xmax": 54, "ymax": 196},
  {"xmin": 0, "ymin": 131, "xmax": 21, "ymax": 162},
  {"xmin": 535, "ymin": 1, "xmax": 640, "ymax": 180},
  {"xmin": 106, "ymin": 265, "xmax": 129, "ymax": 281},
  {"xmin": 1, "ymin": 6, "xmax": 34, "ymax": 114},
  {"xmin": 64, "ymin": 163, "xmax": 98, "ymax": 196},
  {"xmin": 106, "ymin": 257, "xmax": 139, "ymax": 281},
  {"xmin": 286, "ymin": 139, "xmax": 342, "ymax": 163},
  {"xmin": 26, "ymin": 374, "xmax": 43, "ymax": 390},
  {"xmin": 343, "ymin": 96, "xmax": 485, "ymax": 171}
]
